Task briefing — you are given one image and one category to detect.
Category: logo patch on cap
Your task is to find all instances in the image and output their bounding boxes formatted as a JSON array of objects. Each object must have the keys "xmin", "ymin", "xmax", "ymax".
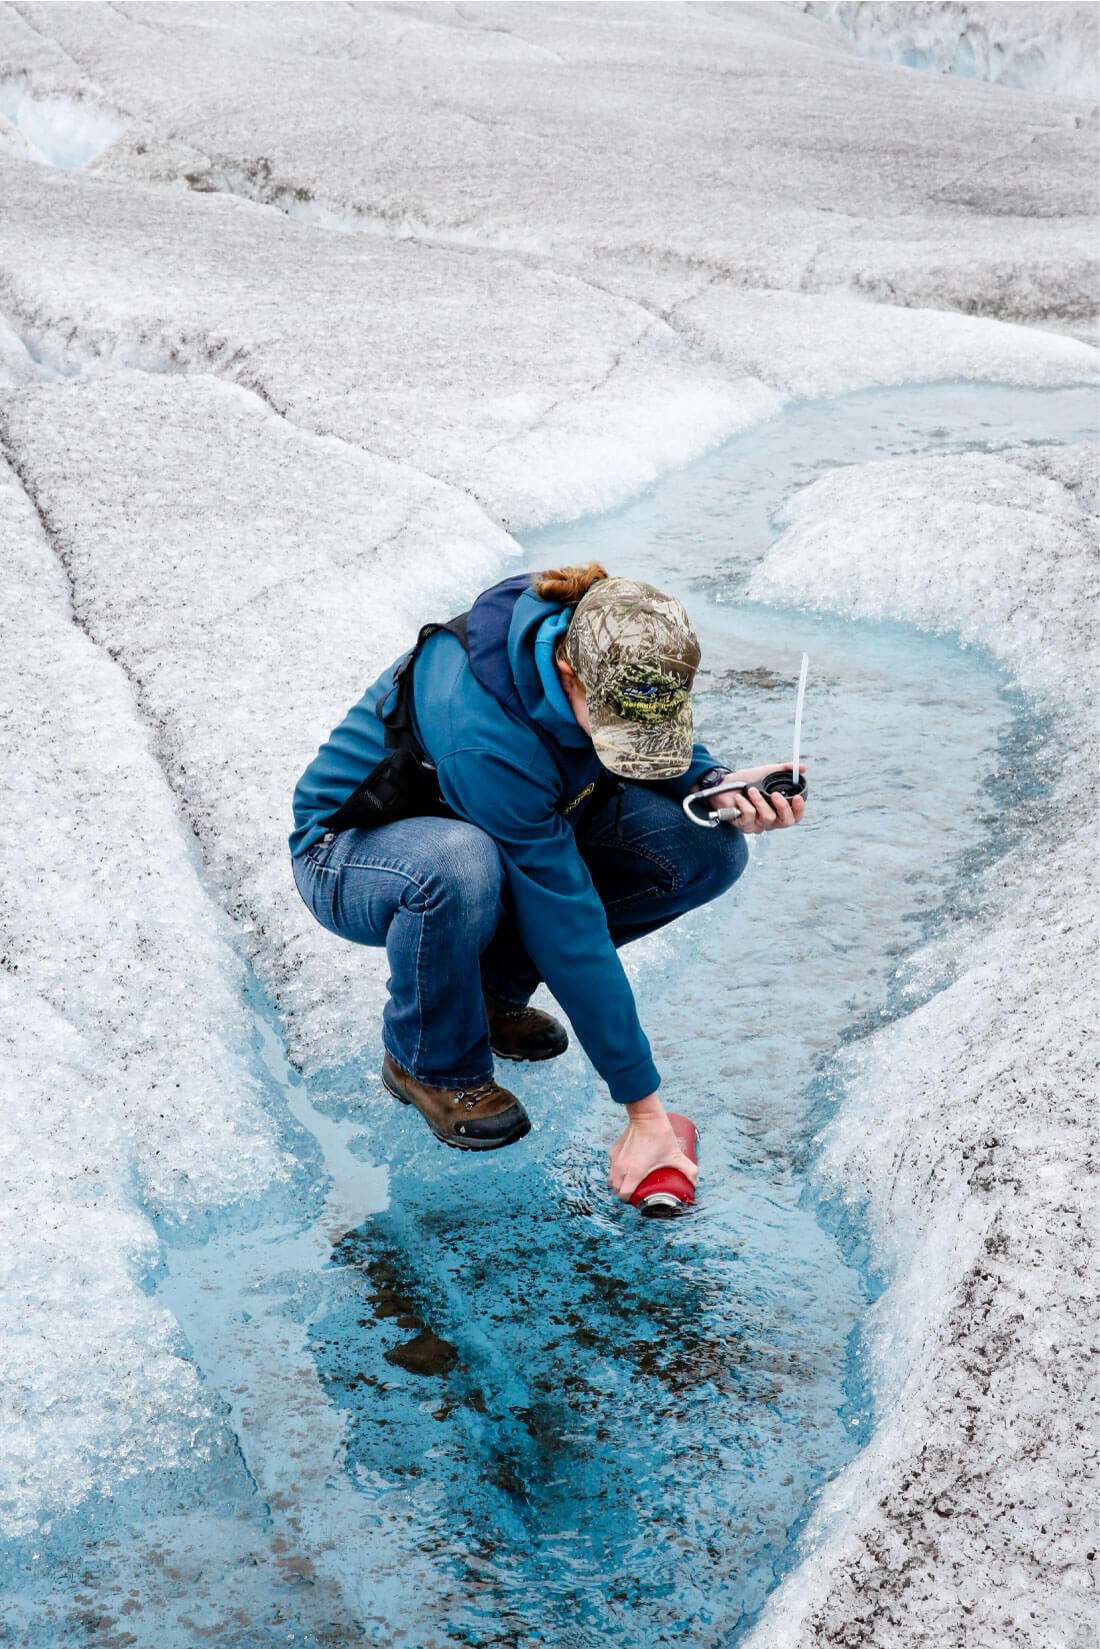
[{"xmin": 602, "ymin": 663, "xmax": 691, "ymax": 725}]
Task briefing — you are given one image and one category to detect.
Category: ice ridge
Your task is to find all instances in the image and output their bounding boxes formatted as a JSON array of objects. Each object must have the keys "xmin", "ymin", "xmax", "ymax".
[
  {"xmin": 0, "ymin": 446, "xmax": 288, "ymax": 1536},
  {"xmin": 743, "ymin": 443, "xmax": 1098, "ymax": 1649}
]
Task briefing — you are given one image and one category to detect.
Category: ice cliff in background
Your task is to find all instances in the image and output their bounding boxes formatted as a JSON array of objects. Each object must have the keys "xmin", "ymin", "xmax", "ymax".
[
  {"xmin": 806, "ymin": 2, "xmax": 1099, "ymax": 101},
  {"xmin": 0, "ymin": 3, "xmax": 1095, "ymax": 1645}
]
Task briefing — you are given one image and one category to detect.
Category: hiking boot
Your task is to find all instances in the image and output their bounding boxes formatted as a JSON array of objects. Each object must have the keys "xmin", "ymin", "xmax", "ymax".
[
  {"xmin": 381, "ymin": 1053, "xmax": 531, "ymax": 1151},
  {"xmin": 485, "ymin": 995, "xmax": 569, "ymax": 1063}
]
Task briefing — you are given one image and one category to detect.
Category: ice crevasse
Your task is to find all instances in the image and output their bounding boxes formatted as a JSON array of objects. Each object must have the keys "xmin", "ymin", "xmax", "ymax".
[{"xmin": 0, "ymin": 77, "xmax": 125, "ymax": 169}]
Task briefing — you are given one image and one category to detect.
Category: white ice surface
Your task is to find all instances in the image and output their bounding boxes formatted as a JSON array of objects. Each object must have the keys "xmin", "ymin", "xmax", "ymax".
[
  {"xmin": 0, "ymin": 455, "xmax": 287, "ymax": 1534},
  {"xmin": 807, "ymin": 3, "xmax": 1100, "ymax": 101},
  {"xmin": 0, "ymin": 371, "xmax": 513, "ymax": 1079},
  {"xmin": 0, "ymin": 0, "xmax": 1096, "ymax": 340},
  {"xmin": 0, "ymin": 977, "xmax": 224, "ymax": 1543},
  {"xmin": 0, "ymin": 1, "xmax": 1096, "ymax": 1638},
  {"xmin": 0, "ymin": 193, "xmax": 1092, "ymax": 530},
  {"xmin": 743, "ymin": 443, "xmax": 1097, "ymax": 1649}
]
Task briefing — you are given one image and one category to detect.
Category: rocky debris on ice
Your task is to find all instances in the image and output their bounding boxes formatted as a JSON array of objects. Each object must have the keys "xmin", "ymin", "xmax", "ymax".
[{"xmin": 743, "ymin": 442, "xmax": 1098, "ymax": 1649}]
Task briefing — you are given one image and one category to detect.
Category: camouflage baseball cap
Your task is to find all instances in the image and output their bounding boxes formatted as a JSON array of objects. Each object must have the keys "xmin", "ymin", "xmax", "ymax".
[{"xmin": 563, "ymin": 578, "xmax": 700, "ymax": 778}]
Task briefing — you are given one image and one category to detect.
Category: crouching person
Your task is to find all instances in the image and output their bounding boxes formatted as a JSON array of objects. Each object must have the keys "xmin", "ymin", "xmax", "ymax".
[{"xmin": 290, "ymin": 565, "xmax": 805, "ymax": 1201}]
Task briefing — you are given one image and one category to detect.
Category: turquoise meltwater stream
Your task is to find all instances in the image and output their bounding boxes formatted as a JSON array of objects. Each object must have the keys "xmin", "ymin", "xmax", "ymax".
[{"xmin": 4, "ymin": 382, "xmax": 1095, "ymax": 1648}]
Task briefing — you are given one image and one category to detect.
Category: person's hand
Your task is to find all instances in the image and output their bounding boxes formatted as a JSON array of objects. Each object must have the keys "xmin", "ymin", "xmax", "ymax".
[
  {"xmin": 608, "ymin": 1093, "xmax": 699, "ymax": 1202},
  {"xmin": 708, "ymin": 762, "xmax": 807, "ymax": 835}
]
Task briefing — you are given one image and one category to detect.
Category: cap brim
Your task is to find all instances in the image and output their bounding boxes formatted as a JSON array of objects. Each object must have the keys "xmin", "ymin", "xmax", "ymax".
[{"xmin": 588, "ymin": 694, "xmax": 694, "ymax": 780}]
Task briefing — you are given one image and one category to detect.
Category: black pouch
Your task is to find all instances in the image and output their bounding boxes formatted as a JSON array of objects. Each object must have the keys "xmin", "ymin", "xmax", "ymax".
[
  {"xmin": 320, "ymin": 748, "xmax": 449, "ymax": 833},
  {"xmin": 318, "ymin": 619, "xmax": 461, "ymax": 836}
]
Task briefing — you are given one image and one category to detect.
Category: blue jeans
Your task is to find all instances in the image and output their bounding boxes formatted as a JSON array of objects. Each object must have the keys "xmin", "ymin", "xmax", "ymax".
[{"xmin": 292, "ymin": 785, "xmax": 746, "ymax": 1087}]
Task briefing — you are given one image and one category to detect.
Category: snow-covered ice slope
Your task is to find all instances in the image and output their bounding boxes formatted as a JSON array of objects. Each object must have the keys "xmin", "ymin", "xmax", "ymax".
[
  {"xmin": 0, "ymin": 0, "xmax": 1096, "ymax": 340},
  {"xmin": 0, "ymin": 451, "xmax": 287, "ymax": 1535},
  {"xmin": 0, "ymin": 1, "xmax": 1096, "ymax": 1639},
  {"xmin": 0, "ymin": 370, "xmax": 512, "ymax": 1074},
  {"xmin": 0, "ymin": 170, "xmax": 1092, "ymax": 526},
  {"xmin": 806, "ymin": 3, "xmax": 1100, "ymax": 101},
  {"xmin": 743, "ymin": 443, "xmax": 1098, "ymax": 1649},
  {"xmin": 0, "ymin": 165, "xmax": 759, "ymax": 525}
]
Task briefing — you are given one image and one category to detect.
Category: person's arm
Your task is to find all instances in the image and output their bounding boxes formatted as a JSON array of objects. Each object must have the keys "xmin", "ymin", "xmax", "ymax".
[
  {"xmin": 439, "ymin": 747, "xmax": 701, "ymax": 1199},
  {"xmin": 437, "ymin": 746, "xmax": 660, "ymax": 1104}
]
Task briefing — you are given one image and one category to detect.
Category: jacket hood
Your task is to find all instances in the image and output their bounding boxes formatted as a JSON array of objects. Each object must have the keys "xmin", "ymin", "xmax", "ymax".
[{"xmin": 507, "ymin": 585, "xmax": 591, "ymax": 748}]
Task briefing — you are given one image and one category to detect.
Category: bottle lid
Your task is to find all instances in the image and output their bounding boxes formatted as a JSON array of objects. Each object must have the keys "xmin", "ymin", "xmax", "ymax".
[{"xmin": 637, "ymin": 1191, "xmax": 685, "ymax": 1218}]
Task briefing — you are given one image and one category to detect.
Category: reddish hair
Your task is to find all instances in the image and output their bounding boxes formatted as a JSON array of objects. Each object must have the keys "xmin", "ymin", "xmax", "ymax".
[{"xmin": 534, "ymin": 562, "xmax": 609, "ymax": 607}]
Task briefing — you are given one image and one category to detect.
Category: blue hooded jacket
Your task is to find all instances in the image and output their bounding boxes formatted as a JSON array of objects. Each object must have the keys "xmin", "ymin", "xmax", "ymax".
[{"xmin": 290, "ymin": 581, "xmax": 719, "ymax": 1103}]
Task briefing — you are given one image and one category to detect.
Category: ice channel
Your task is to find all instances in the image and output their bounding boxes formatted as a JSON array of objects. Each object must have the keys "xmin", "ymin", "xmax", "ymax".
[
  {"xmin": 3, "ymin": 382, "xmax": 1095, "ymax": 1648},
  {"xmin": 0, "ymin": 80, "xmax": 126, "ymax": 170}
]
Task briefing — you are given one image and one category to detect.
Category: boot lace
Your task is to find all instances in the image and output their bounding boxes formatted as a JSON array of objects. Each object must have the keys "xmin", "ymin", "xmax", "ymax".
[
  {"xmin": 452, "ymin": 1078, "xmax": 501, "ymax": 1110},
  {"xmin": 495, "ymin": 1004, "xmax": 532, "ymax": 1022}
]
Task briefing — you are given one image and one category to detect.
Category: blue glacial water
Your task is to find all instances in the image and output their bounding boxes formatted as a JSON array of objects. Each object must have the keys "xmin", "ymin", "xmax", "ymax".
[{"xmin": 2, "ymin": 382, "xmax": 1095, "ymax": 1648}]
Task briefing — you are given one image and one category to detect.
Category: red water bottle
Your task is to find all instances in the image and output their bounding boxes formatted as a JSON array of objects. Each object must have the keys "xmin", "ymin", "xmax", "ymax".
[{"xmin": 630, "ymin": 1112, "xmax": 698, "ymax": 1218}]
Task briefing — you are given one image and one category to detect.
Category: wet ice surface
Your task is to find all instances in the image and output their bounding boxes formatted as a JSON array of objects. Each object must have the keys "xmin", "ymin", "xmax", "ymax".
[
  {"xmin": 291, "ymin": 639, "xmax": 1009, "ymax": 1649},
  {"xmin": 5, "ymin": 381, "xmax": 1094, "ymax": 1647},
  {"xmin": 528, "ymin": 380, "xmax": 1099, "ymax": 586},
  {"xmin": 739, "ymin": 441, "xmax": 1096, "ymax": 1649}
]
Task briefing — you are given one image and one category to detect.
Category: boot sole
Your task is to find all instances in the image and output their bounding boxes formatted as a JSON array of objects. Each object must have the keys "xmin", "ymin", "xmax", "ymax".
[
  {"xmin": 490, "ymin": 1041, "xmax": 567, "ymax": 1063},
  {"xmin": 382, "ymin": 1070, "xmax": 532, "ymax": 1152}
]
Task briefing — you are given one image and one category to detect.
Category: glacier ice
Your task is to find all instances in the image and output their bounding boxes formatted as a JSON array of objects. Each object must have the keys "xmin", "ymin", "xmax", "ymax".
[
  {"xmin": 0, "ymin": 2, "xmax": 1096, "ymax": 1643},
  {"xmin": 806, "ymin": 2, "xmax": 1100, "ymax": 101},
  {"xmin": 743, "ymin": 442, "xmax": 1097, "ymax": 1649},
  {"xmin": 1, "ymin": 0, "xmax": 1095, "ymax": 337},
  {"xmin": 0, "ymin": 370, "xmax": 514, "ymax": 1076},
  {"xmin": 0, "ymin": 78, "xmax": 125, "ymax": 168},
  {"xmin": 0, "ymin": 454, "xmax": 286, "ymax": 1537}
]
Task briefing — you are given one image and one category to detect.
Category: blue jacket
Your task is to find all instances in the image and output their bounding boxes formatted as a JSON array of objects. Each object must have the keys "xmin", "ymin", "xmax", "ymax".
[{"xmin": 291, "ymin": 582, "xmax": 718, "ymax": 1103}]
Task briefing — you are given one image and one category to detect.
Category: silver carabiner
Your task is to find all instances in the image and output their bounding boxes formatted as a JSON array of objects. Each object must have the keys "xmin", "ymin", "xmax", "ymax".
[{"xmin": 682, "ymin": 781, "xmax": 747, "ymax": 828}]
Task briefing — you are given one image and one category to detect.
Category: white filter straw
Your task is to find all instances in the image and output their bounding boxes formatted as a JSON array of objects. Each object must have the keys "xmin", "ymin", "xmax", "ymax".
[{"xmin": 791, "ymin": 653, "xmax": 809, "ymax": 779}]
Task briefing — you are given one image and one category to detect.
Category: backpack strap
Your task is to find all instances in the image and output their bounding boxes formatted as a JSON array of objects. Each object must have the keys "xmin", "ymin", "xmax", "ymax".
[
  {"xmin": 376, "ymin": 614, "xmax": 469, "ymax": 754},
  {"xmin": 319, "ymin": 617, "xmax": 468, "ymax": 833}
]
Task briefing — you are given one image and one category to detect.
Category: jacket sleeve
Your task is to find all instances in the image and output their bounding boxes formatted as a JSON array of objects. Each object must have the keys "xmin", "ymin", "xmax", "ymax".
[{"xmin": 435, "ymin": 746, "xmax": 661, "ymax": 1105}]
